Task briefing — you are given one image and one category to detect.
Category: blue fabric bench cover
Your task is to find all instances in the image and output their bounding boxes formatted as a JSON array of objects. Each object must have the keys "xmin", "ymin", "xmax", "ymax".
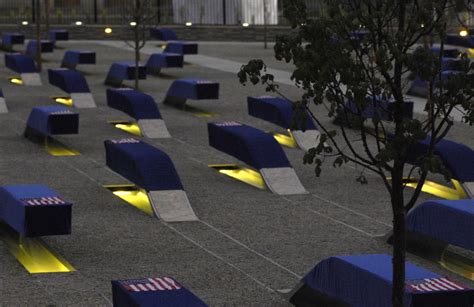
[
  {"xmin": 105, "ymin": 139, "xmax": 183, "ymax": 191},
  {"xmin": 164, "ymin": 42, "xmax": 198, "ymax": 55},
  {"xmin": 407, "ymin": 200, "xmax": 474, "ymax": 251},
  {"xmin": 406, "ymin": 137, "xmax": 474, "ymax": 182},
  {"xmin": 247, "ymin": 96, "xmax": 317, "ymax": 130},
  {"xmin": 107, "ymin": 88, "xmax": 162, "ymax": 120},
  {"xmin": 50, "ymin": 29, "xmax": 69, "ymax": 41},
  {"xmin": 2, "ymin": 33, "xmax": 24, "ymax": 45},
  {"xmin": 26, "ymin": 106, "xmax": 79, "ymax": 136},
  {"xmin": 146, "ymin": 53, "xmax": 183, "ymax": 69},
  {"xmin": 430, "ymin": 47, "xmax": 461, "ymax": 58},
  {"xmin": 441, "ymin": 58, "xmax": 466, "ymax": 71},
  {"xmin": 62, "ymin": 50, "xmax": 96, "ymax": 65},
  {"xmin": 166, "ymin": 79, "xmax": 219, "ymax": 100},
  {"xmin": 444, "ymin": 34, "xmax": 474, "ymax": 48},
  {"xmin": 345, "ymin": 97, "xmax": 414, "ymax": 120},
  {"xmin": 107, "ymin": 61, "xmax": 147, "ymax": 80},
  {"xmin": 208, "ymin": 122, "xmax": 291, "ymax": 169},
  {"xmin": 150, "ymin": 28, "xmax": 178, "ymax": 41},
  {"xmin": 48, "ymin": 68, "xmax": 90, "ymax": 93},
  {"xmin": 0, "ymin": 184, "xmax": 72, "ymax": 237},
  {"xmin": 26, "ymin": 40, "xmax": 54, "ymax": 56},
  {"xmin": 112, "ymin": 276, "xmax": 207, "ymax": 307},
  {"xmin": 302, "ymin": 254, "xmax": 474, "ymax": 307},
  {"xmin": 5, "ymin": 53, "xmax": 37, "ymax": 73}
]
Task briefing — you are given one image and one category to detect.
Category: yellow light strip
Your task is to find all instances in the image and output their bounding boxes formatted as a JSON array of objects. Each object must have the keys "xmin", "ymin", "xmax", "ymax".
[
  {"xmin": 273, "ymin": 130, "xmax": 298, "ymax": 148},
  {"xmin": 0, "ymin": 222, "xmax": 75, "ymax": 274},
  {"xmin": 108, "ymin": 120, "xmax": 142, "ymax": 136},
  {"xmin": 183, "ymin": 105, "xmax": 217, "ymax": 118},
  {"xmin": 440, "ymin": 249, "xmax": 474, "ymax": 281},
  {"xmin": 468, "ymin": 49, "xmax": 474, "ymax": 59},
  {"xmin": 209, "ymin": 164, "xmax": 266, "ymax": 190},
  {"xmin": 45, "ymin": 137, "xmax": 80, "ymax": 156},
  {"xmin": 51, "ymin": 96, "xmax": 73, "ymax": 107},
  {"xmin": 9, "ymin": 77, "xmax": 23, "ymax": 85},
  {"xmin": 402, "ymin": 177, "xmax": 468, "ymax": 200},
  {"xmin": 104, "ymin": 185, "xmax": 154, "ymax": 216}
]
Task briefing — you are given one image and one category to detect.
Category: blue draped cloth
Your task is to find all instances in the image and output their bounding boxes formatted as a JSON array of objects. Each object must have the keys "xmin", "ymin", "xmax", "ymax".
[
  {"xmin": 150, "ymin": 28, "xmax": 178, "ymax": 41},
  {"xmin": 0, "ymin": 184, "xmax": 72, "ymax": 237},
  {"xmin": 5, "ymin": 53, "xmax": 37, "ymax": 73},
  {"xmin": 48, "ymin": 68, "xmax": 90, "ymax": 93},
  {"xmin": 2, "ymin": 33, "xmax": 24, "ymax": 46},
  {"xmin": 164, "ymin": 42, "xmax": 198, "ymax": 55},
  {"xmin": 26, "ymin": 106, "xmax": 79, "ymax": 136},
  {"xmin": 107, "ymin": 88, "xmax": 162, "ymax": 120},
  {"xmin": 49, "ymin": 29, "xmax": 69, "ymax": 42},
  {"xmin": 247, "ymin": 96, "xmax": 317, "ymax": 130},
  {"xmin": 104, "ymin": 139, "xmax": 183, "ymax": 191},
  {"xmin": 302, "ymin": 254, "xmax": 474, "ymax": 307},
  {"xmin": 430, "ymin": 47, "xmax": 461, "ymax": 59},
  {"xmin": 112, "ymin": 277, "xmax": 207, "ymax": 307},
  {"xmin": 26, "ymin": 40, "xmax": 54, "ymax": 57},
  {"xmin": 208, "ymin": 122, "xmax": 291, "ymax": 169},
  {"xmin": 166, "ymin": 79, "xmax": 219, "ymax": 100},
  {"xmin": 146, "ymin": 53, "xmax": 183, "ymax": 69},
  {"xmin": 107, "ymin": 61, "xmax": 147, "ymax": 81},
  {"xmin": 444, "ymin": 34, "xmax": 474, "ymax": 48},
  {"xmin": 407, "ymin": 200, "xmax": 474, "ymax": 251},
  {"xmin": 62, "ymin": 50, "xmax": 96, "ymax": 65}
]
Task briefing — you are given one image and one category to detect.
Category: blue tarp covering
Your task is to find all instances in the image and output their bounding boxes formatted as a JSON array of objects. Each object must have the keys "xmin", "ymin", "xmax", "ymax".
[
  {"xmin": 62, "ymin": 50, "xmax": 96, "ymax": 65},
  {"xmin": 146, "ymin": 53, "xmax": 183, "ymax": 69},
  {"xmin": 406, "ymin": 137, "xmax": 474, "ymax": 182},
  {"xmin": 166, "ymin": 79, "xmax": 219, "ymax": 100},
  {"xmin": 107, "ymin": 61, "xmax": 147, "ymax": 81},
  {"xmin": 0, "ymin": 184, "xmax": 72, "ymax": 237},
  {"xmin": 2, "ymin": 33, "xmax": 24, "ymax": 46},
  {"xmin": 407, "ymin": 200, "xmax": 474, "ymax": 251},
  {"xmin": 150, "ymin": 28, "xmax": 178, "ymax": 41},
  {"xmin": 302, "ymin": 254, "xmax": 474, "ymax": 307},
  {"xmin": 164, "ymin": 42, "xmax": 198, "ymax": 55},
  {"xmin": 247, "ymin": 96, "xmax": 317, "ymax": 130},
  {"xmin": 5, "ymin": 53, "xmax": 37, "ymax": 73},
  {"xmin": 430, "ymin": 47, "xmax": 461, "ymax": 59},
  {"xmin": 444, "ymin": 34, "xmax": 474, "ymax": 48},
  {"xmin": 441, "ymin": 58, "xmax": 467, "ymax": 71},
  {"xmin": 105, "ymin": 139, "xmax": 183, "ymax": 191},
  {"xmin": 344, "ymin": 96, "xmax": 414, "ymax": 121},
  {"xmin": 50, "ymin": 29, "xmax": 69, "ymax": 42},
  {"xmin": 26, "ymin": 106, "xmax": 79, "ymax": 136},
  {"xmin": 48, "ymin": 68, "xmax": 90, "ymax": 93},
  {"xmin": 107, "ymin": 88, "xmax": 162, "ymax": 120},
  {"xmin": 26, "ymin": 40, "xmax": 54, "ymax": 57},
  {"xmin": 208, "ymin": 122, "xmax": 291, "ymax": 169},
  {"xmin": 112, "ymin": 276, "xmax": 207, "ymax": 307}
]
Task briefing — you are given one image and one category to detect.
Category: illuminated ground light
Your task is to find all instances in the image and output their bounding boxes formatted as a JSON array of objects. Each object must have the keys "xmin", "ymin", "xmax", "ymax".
[
  {"xmin": 108, "ymin": 120, "xmax": 142, "ymax": 136},
  {"xmin": 440, "ymin": 249, "xmax": 474, "ymax": 281},
  {"xmin": 0, "ymin": 222, "xmax": 75, "ymax": 274},
  {"xmin": 21, "ymin": 21, "xmax": 28, "ymax": 26},
  {"xmin": 129, "ymin": 21, "xmax": 137, "ymax": 27},
  {"xmin": 209, "ymin": 164, "xmax": 266, "ymax": 190},
  {"xmin": 460, "ymin": 29, "xmax": 469, "ymax": 37},
  {"xmin": 401, "ymin": 177, "xmax": 468, "ymax": 200},
  {"xmin": 75, "ymin": 21, "xmax": 83, "ymax": 26},
  {"xmin": 185, "ymin": 22, "xmax": 193, "ymax": 27},
  {"xmin": 272, "ymin": 130, "xmax": 298, "ymax": 148},
  {"xmin": 242, "ymin": 23, "xmax": 250, "ymax": 27},
  {"xmin": 45, "ymin": 137, "xmax": 80, "ymax": 156},
  {"xmin": 182, "ymin": 105, "xmax": 216, "ymax": 118},
  {"xmin": 104, "ymin": 185, "xmax": 154, "ymax": 216},
  {"xmin": 51, "ymin": 96, "xmax": 73, "ymax": 107},
  {"xmin": 9, "ymin": 77, "xmax": 23, "ymax": 85},
  {"xmin": 104, "ymin": 27, "xmax": 113, "ymax": 34}
]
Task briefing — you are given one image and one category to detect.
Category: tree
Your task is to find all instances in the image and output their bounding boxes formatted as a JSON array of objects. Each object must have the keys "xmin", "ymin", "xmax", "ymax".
[
  {"xmin": 121, "ymin": 0, "xmax": 156, "ymax": 90},
  {"xmin": 238, "ymin": 0, "xmax": 473, "ymax": 306}
]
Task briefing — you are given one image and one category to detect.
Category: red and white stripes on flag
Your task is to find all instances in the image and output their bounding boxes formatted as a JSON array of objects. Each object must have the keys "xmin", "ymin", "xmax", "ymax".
[
  {"xmin": 21, "ymin": 196, "xmax": 68, "ymax": 206},
  {"xmin": 406, "ymin": 277, "xmax": 466, "ymax": 293},
  {"xmin": 121, "ymin": 277, "xmax": 182, "ymax": 292}
]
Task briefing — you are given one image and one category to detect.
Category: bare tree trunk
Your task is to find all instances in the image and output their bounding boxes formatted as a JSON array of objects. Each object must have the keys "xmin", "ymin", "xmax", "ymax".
[{"xmin": 35, "ymin": 0, "xmax": 42, "ymax": 72}]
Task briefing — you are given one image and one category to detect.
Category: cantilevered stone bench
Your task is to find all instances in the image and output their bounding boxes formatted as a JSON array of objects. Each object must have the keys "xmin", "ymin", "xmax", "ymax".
[
  {"xmin": 145, "ymin": 53, "xmax": 183, "ymax": 75},
  {"xmin": 25, "ymin": 39, "xmax": 54, "ymax": 57},
  {"xmin": 61, "ymin": 50, "xmax": 96, "ymax": 70},
  {"xmin": 0, "ymin": 89, "xmax": 7, "ymax": 113},
  {"xmin": 50, "ymin": 29, "xmax": 69, "ymax": 43},
  {"xmin": 208, "ymin": 122, "xmax": 307, "ymax": 195},
  {"xmin": 163, "ymin": 79, "xmax": 219, "ymax": 108},
  {"xmin": 0, "ymin": 184, "xmax": 72, "ymax": 237},
  {"xmin": 104, "ymin": 138, "xmax": 198, "ymax": 222},
  {"xmin": 164, "ymin": 42, "xmax": 198, "ymax": 55},
  {"xmin": 5, "ymin": 53, "xmax": 41, "ymax": 86},
  {"xmin": 112, "ymin": 276, "xmax": 207, "ymax": 307},
  {"xmin": 105, "ymin": 61, "xmax": 146, "ymax": 87},
  {"xmin": 406, "ymin": 199, "xmax": 474, "ymax": 251},
  {"xmin": 150, "ymin": 28, "xmax": 178, "ymax": 41},
  {"xmin": 25, "ymin": 106, "xmax": 79, "ymax": 140},
  {"xmin": 107, "ymin": 88, "xmax": 170, "ymax": 138},
  {"xmin": 48, "ymin": 68, "xmax": 96, "ymax": 108},
  {"xmin": 289, "ymin": 254, "xmax": 474, "ymax": 307},
  {"xmin": 248, "ymin": 96, "xmax": 321, "ymax": 151},
  {"xmin": 445, "ymin": 33, "xmax": 474, "ymax": 49},
  {"xmin": 1, "ymin": 33, "xmax": 24, "ymax": 51}
]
